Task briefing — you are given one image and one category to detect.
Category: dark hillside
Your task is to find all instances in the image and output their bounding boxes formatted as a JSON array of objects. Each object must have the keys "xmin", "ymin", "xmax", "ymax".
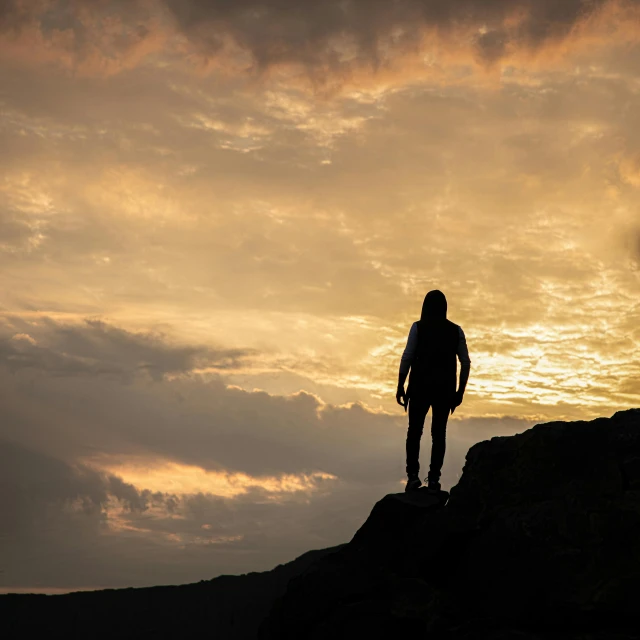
[{"xmin": 1, "ymin": 545, "xmax": 344, "ymax": 639}]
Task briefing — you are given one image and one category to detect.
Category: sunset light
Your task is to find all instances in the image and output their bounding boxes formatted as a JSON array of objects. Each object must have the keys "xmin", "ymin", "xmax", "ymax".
[{"xmin": 2, "ymin": 0, "xmax": 640, "ymax": 597}]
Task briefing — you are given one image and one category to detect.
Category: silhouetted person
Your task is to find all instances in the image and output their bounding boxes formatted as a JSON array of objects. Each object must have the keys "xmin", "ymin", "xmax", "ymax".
[{"xmin": 396, "ymin": 290, "xmax": 471, "ymax": 492}]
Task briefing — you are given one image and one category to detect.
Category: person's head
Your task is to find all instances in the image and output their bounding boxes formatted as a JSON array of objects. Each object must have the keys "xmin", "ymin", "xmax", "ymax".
[{"xmin": 420, "ymin": 289, "xmax": 447, "ymax": 324}]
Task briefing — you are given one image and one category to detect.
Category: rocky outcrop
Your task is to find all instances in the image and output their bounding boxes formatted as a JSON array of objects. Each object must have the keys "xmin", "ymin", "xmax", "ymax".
[{"xmin": 260, "ymin": 409, "xmax": 640, "ymax": 639}]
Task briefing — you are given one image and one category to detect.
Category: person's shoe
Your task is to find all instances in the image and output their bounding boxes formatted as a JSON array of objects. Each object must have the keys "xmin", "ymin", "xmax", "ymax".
[
  {"xmin": 426, "ymin": 478, "xmax": 441, "ymax": 493},
  {"xmin": 405, "ymin": 476, "xmax": 422, "ymax": 492}
]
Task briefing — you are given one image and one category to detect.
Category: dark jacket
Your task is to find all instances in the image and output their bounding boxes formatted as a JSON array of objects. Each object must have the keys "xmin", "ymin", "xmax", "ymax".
[
  {"xmin": 406, "ymin": 304, "xmax": 460, "ymax": 403},
  {"xmin": 407, "ymin": 289, "xmax": 460, "ymax": 402}
]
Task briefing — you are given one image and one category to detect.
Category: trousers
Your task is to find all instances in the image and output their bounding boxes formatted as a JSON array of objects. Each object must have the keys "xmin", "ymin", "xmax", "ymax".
[{"xmin": 405, "ymin": 393, "xmax": 450, "ymax": 482}]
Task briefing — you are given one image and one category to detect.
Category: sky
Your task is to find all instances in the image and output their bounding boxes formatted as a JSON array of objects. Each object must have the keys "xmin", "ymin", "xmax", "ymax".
[{"xmin": 1, "ymin": 0, "xmax": 640, "ymax": 593}]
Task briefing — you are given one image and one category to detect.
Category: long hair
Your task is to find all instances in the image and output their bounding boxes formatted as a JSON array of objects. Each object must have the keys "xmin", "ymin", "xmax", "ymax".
[{"xmin": 419, "ymin": 290, "xmax": 447, "ymax": 327}]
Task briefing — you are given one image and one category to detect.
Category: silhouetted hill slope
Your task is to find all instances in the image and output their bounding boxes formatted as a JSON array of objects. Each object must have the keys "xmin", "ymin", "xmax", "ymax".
[
  {"xmin": 260, "ymin": 409, "xmax": 640, "ymax": 640},
  {"xmin": 1, "ymin": 545, "xmax": 344, "ymax": 640}
]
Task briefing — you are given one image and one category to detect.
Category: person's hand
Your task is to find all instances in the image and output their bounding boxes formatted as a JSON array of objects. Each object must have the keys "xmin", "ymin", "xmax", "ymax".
[
  {"xmin": 450, "ymin": 390, "xmax": 464, "ymax": 415},
  {"xmin": 396, "ymin": 385, "xmax": 407, "ymax": 412}
]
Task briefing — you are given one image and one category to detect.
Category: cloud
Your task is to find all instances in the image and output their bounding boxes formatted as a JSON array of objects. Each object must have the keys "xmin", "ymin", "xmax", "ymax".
[
  {"xmin": 2, "ymin": 0, "xmax": 640, "ymax": 88},
  {"xmin": 632, "ymin": 228, "xmax": 640, "ymax": 264},
  {"xmin": 0, "ymin": 313, "xmax": 535, "ymax": 484},
  {"xmin": 0, "ymin": 382, "xmax": 532, "ymax": 589},
  {"xmin": 0, "ymin": 317, "xmax": 256, "ymax": 381},
  {"xmin": 0, "ymin": 439, "xmax": 108, "ymax": 529},
  {"xmin": 0, "ymin": 437, "xmax": 350, "ymax": 588},
  {"xmin": 163, "ymin": 0, "xmax": 634, "ymax": 76},
  {"xmin": 0, "ymin": 0, "xmax": 32, "ymax": 32},
  {"xmin": 0, "ymin": 210, "xmax": 37, "ymax": 252},
  {"xmin": 1, "ymin": 42, "xmax": 639, "ymax": 420},
  {"xmin": 0, "ymin": 0, "xmax": 170, "ymax": 76}
]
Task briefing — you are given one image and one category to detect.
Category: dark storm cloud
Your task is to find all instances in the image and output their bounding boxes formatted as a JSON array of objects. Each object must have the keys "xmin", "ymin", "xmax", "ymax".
[
  {"xmin": 0, "ymin": 317, "xmax": 256, "ymax": 381},
  {"xmin": 163, "ymin": 0, "xmax": 629, "ymax": 70},
  {"xmin": 0, "ymin": 439, "xmax": 186, "ymax": 588},
  {"xmin": 0, "ymin": 437, "xmax": 175, "ymax": 532},
  {"xmin": 2, "ymin": 0, "xmax": 637, "ymax": 81},
  {"xmin": 0, "ymin": 0, "xmax": 31, "ymax": 32},
  {"xmin": 0, "ymin": 439, "xmax": 108, "ymax": 530}
]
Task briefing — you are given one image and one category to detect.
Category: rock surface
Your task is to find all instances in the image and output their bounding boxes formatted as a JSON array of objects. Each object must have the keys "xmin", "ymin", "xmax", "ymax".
[{"xmin": 260, "ymin": 409, "xmax": 640, "ymax": 639}]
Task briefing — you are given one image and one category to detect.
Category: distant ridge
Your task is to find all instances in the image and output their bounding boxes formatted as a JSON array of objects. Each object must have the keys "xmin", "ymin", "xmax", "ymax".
[{"xmin": 1, "ymin": 545, "xmax": 344, "ymax": 639}]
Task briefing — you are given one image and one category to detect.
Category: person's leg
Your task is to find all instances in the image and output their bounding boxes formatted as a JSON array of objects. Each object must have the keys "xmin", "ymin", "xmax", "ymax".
[
  {"xmin": 427, "ymin": 402, "xmax": 450, "ymax": 486},
  {"xmin": 406, "ymin": 395, "xmax": 430, "ymax": 478}
]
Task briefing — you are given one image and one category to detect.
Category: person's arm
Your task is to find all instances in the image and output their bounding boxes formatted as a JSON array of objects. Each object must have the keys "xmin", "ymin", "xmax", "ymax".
[
  {"xmin": 396, "ymin": 323, "xmax": 417, "ymax": 409},
  {"xmin": 458, "ymin": 365, "xmax": 470, "ymax": 396},
  {"xmin": 452, "ymin": 326, "xmax": 471, "ymax": 413}
]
